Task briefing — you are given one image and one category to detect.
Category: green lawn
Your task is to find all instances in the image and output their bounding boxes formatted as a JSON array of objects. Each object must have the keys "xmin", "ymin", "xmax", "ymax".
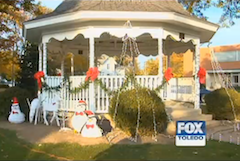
[{"xmin": 1, "ymin": 128, "xmax": 240, "ymax": 160}]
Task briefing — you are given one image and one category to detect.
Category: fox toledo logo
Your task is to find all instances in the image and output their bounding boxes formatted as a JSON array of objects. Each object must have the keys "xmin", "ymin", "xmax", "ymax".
[
  {"xmin": 176, "ymin": 121, "xmax": 206, "ymax": 146},
  {"xmin": 178, "ymin": 122, "xmax": 204, "ymax": 134}
]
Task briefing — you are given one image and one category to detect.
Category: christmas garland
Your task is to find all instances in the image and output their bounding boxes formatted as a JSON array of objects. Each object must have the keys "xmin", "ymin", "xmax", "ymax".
[
  {"xmin": 42, "ymin": 76, "xmax": 70, "ymax": 92},
  {"xmin": 35, "ymin": 67, "xmax": 179, "ymax": 95}
]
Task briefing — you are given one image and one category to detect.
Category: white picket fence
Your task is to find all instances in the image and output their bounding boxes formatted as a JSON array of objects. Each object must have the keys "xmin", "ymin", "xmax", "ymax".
[{"xmin": 42, "ymin": 76, "xmax": 163, "ymax": 113}]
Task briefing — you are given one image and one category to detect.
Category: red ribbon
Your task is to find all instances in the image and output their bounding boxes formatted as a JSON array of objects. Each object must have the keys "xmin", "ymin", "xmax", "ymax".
[
  {"xmin": 34, "ymin": 71, "xmax": 45, "ymax": 90},
  {"xmin": 85, "ymin": 67, "xmax": 99, "ymax": 82},
  {"xmin": 12, "ymin": 111, "xmax": 18, "ymax": 114},
  {"xmin": 76, "ymin": 112, "xmax": 84, "ymax": 116},
  {"xmin": 164, "ymin": 68, "xmax": 174, "ymax": 82},
  {"xmin": 198, "ymin": 67, "xmax": 206, "ymax": 84},
  {"xmin": 86, "ymin": 124, "xmax": 94, "ymax": 129}
]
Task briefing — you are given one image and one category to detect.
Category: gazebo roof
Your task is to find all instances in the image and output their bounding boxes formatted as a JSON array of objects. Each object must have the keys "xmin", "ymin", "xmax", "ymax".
[
  {"xmin": 31, "ymin": 0, "xmax": 203, "ymax": 22},
  {"xmin": 24, "ymin": 0, "xmax": 219, "ymax": 44}
]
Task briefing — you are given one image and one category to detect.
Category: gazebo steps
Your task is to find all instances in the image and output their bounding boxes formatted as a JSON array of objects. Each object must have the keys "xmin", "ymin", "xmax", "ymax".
[
  {"xmin": 166, "ymin": 108, "xmax": 202, "ymax": 119},
  {"xmin": 165, "ymin": 101, "xmax": 214, "ymax": 126},
  {"xmin": 171, "ymin": 114, "xmax": 213, "ymax": 122}
]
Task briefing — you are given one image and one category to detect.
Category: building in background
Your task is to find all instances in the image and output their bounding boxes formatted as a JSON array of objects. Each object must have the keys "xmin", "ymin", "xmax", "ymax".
[
  {"xmin": 183, "ymin": 44, "xmax": 240, "ymax": 90},
  {"xmin": 97, "ymin": 54, "xmax": 125, "ymax": 76}
]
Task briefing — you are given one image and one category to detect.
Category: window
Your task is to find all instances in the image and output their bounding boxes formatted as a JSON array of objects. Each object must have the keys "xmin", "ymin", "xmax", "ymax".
[
  {"xmin": 215, "ymin": 50, "xmax": 240, "ymax": 62},
  {"xmin": 232, "ymin": 74, "xmax": 239, "ymax": 84}
]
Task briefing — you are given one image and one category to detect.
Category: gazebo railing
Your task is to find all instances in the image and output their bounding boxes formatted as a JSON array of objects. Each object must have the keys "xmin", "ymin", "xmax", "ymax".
[
  {"xmin": 42, "ymin": 76, "xmax": 194, "ymax": 113},
  {"xmin": 42, "ymin": 75, "xmax": 162, "ymax": 113}
]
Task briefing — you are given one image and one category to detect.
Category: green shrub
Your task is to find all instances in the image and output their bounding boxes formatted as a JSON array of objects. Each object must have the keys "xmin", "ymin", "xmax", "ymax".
[
  {"xmin": 0, "ymin": 87, "xmax": 33, "ymax": 118},
  {"xmin": 205, "ymin": 88, "xmax": 240, "ymax": 120},
  {"xmin": 109, "ymin": 88, "xmax": 168, "ymax": 136}
]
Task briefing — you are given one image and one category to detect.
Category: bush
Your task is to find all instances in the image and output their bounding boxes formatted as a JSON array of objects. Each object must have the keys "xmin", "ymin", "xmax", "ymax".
[
  {"xmin": 109, "ymin": 88, "xmax": 168, "ymax": 136},
  {"xmin": 0, "ymin": 87, "xmax": 33, "ymax": 118},
  {"xmin": 205, "ymin": 88, "xmax": 240, "ymax": 120}
]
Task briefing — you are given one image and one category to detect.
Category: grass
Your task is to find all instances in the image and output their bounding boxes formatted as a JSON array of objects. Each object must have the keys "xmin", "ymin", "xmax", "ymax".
[{"xmin": 1, "ymin": 128, "xmax": 240, "ymax": 160}]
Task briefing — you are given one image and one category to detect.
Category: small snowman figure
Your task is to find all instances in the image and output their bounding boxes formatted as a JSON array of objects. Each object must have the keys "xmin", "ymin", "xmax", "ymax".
[
  {"xmin": 71, "ymin": 100, "xmax": 88, "ymax": 134},
  {"xmin": 8, "ymin": 97, "xmax": 25, "ymax": 124},
  {"xmin": 81, "ymin": 114, "xmax": 103, "ymax": 138}
]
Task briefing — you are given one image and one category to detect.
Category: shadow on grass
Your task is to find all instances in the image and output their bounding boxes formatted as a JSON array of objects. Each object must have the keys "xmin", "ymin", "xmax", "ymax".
[{"xmin": 2, "ymin": 128, "xmax": 240, "ymax": 160}]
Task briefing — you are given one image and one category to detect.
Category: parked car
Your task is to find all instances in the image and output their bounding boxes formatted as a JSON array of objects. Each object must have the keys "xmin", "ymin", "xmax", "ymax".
[{"xmin": 0, "ymin": 79, "xmax": 12, "ymax": 87}]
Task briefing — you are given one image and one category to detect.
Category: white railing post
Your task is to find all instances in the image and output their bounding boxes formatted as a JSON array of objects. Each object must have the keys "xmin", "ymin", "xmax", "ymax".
[
  {"xmin": 89, "ymin": 37, "xmax": 96, "ymax": 112},
  {"xmin": 38, "ymin": 43, "xmax": 43, "ymax": 71},
  {"xmin": 43, "ymin": 43, "xmax": 47, "ymax": 75},
  {"xmin": 158, "ymin": 37, "xmax": 163, "ymax": 84},
  {"xmin": 158, "ymin": 30, "xmax": 164, "ymax": 98},
  {"xmin": 194, "ymin": 39, "xmax": 200, "ymax": 109}
]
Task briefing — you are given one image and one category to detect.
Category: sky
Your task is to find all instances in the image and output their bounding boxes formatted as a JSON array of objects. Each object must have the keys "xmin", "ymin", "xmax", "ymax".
[{"xmin": 37, "ymin": 0, "xmax": 240, "ymax": 67}]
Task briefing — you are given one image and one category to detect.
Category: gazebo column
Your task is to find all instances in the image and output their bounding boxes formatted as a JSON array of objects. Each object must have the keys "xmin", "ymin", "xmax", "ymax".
[
  {"xmin": 167, "ymin": 55, "xmax": 171, "ymax": 68},
  {"xmin": 194, "ymin": 39, "xmax": 200, "ymax": 109},
  {"xmin": 158, "ymin": 37, "xmax": 163, "ymax": 84},
  {"xmin": 89, "ymin": 37, "xmax": 96, "ymax": 112},
  {"xmin": 38, "ymin": 43, "xmax": 43, "ymax": 71},
  {"xmin": 43, "ymin": 43, "xmax": 47, "ymax": 75}
]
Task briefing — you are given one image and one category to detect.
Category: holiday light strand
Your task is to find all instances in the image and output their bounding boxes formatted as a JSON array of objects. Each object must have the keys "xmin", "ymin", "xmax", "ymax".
[
  {"xmin": 210, "ymin": 47, "xmax": 240, "ymax": 130},
  {"xmin": 129, "ymin": 37, "xmax": 141, "ymax": 142}
]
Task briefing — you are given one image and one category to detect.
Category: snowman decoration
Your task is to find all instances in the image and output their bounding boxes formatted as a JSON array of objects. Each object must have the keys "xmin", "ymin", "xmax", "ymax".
[
  {"xmin": 71, "ymin": 100, "xmax": 89, "ymax": 133},
  {"xmin": 8, "ymin": 97, "xmax": 25, "ymax": 124},
  {"xmin": 81, "ymin": 113, "xmax": 103, "ymax": 138}
]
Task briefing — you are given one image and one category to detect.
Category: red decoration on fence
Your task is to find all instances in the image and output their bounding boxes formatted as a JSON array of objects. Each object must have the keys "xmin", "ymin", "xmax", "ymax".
[
  {"xmin": 85, "ymin": 67, "xmax": 99, "ymax": 81},
  {"xmin": 164, "ymin": 68, "xmax": 174, "ymax": 82},
  {"xmin": 34, "ymin": 71, "xmax": 45, "ymax": 90},
  {"xmin": 198, "ymin": 67, "xmax": 206, "ymax": 84}
]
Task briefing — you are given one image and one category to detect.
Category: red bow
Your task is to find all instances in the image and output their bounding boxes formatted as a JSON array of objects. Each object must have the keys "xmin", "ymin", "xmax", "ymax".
[
  {"xmin": 12, "ymin": 111, "xmax": 18, "ymax": 114},
  {"xmin": 85, "ymin": 67, "xmax": 99, "ymax": 82},
  {"xmin": 76, "ymin": 112, "xmax": 84, "ymax": 116},
  {"xmin": 198, "ymin": 67, "xmax": 206, "ymax": 84},
  {"xmin": 86, "ymin": 124, "xmax": 94, "ymax": 129},
  {"xmin": 34, "ymin": 71, "xmax": 45, "ymax": 90},
  {"xmin": 164, "ymin": 68, "xmax": 174, "ymax": 82}
]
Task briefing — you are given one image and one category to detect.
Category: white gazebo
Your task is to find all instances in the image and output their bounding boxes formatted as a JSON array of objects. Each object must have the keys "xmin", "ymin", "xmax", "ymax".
[{"xmin": 23, "ymin": 0, "xmax": 219, "ymax": 113}]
